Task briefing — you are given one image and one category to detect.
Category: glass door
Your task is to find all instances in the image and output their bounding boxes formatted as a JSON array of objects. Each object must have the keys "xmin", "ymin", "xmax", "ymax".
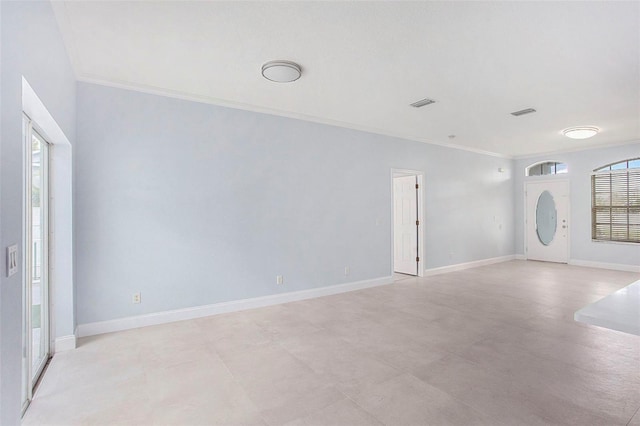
[{"xmin": 22, "ymin": 116, "xmax": 51, "ymax": 413}]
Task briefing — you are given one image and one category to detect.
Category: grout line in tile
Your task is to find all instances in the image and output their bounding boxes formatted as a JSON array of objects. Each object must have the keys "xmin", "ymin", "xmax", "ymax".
[{"xmin": 626, "ymin": 405, "xmax": 640, "ymax": 426}]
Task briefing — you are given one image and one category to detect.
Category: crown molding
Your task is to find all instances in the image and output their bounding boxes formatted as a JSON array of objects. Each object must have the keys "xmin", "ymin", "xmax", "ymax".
[{"xmin": 513, "ymin": 138, "xmax": 640, "ymax": 160}]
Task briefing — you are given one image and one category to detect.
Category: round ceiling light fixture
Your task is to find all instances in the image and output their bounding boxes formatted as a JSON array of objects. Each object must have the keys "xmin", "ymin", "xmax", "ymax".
[
  {"xmin": 261, "ymin": 60, "xmax": 302, "ymax": 83},
  {"xmin": 562, "ymin": 126, "xmax": 600, "ymax": 139}
]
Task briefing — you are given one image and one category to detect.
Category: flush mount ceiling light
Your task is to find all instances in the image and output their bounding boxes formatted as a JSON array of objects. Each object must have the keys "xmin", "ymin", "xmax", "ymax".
[
  {"xmin": 261, "ymin": 60, "xmax": 302, "ymax": 83},
  {"xmin": 562, "ymin": 126, "xmax": 600, "ymax": 139}
]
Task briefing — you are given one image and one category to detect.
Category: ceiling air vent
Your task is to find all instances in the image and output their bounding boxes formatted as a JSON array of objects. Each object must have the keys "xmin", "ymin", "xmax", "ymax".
[
  {"xmin": 410, "ymin": 98, "xmax": 436, "ymax": 108},
  {"xmin": 510, "ymin": 108, "xmax": 536, "ymax": 116}
]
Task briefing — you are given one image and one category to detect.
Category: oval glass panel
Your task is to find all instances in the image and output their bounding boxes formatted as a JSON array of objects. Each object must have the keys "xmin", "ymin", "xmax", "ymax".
[{"xmin": 536, "ymin": 190, "xmax": 557, "ymax": 246}]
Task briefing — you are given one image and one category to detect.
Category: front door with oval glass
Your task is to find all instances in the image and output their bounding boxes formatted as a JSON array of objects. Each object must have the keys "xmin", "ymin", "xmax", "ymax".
[{"xmin": 526, "ymin": 180, "xmax": 569, "ymax": 263}]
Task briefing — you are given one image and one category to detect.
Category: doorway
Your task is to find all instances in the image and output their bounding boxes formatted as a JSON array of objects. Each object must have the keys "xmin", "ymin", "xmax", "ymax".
[
  {"xmin": 525, "ymin": 180, "xmax": 569, "ymax": 263},
  {"xmin": 392, "ymin": 170, "xmax": 424, "ymax": 277},
  {"xmin": 22, "ymin": 116, "xmax": 51, "ymax": 412}
]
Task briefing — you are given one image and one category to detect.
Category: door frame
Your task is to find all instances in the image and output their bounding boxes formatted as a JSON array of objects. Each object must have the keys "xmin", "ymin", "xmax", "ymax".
[
  {"xmin": 22, "ymin": 116, "xmax": 53, "ymax": 412},
  {"xmin": 22, "ymin": 76, "xmax": 75, "ymax": 352},
  {"xmin": 391, "ymin": 168, "xmax": 425, "ymax": 277},
  {"xmin": 524, "ymin": 178, "xmax": 570, "ymax": 262}
]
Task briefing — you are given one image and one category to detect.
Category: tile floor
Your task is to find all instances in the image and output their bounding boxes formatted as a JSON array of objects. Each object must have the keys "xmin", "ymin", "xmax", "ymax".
[
  {"xmin": 392, "ymin": 273, "xmax": 415, "ymax": 282},
  {"xmin": 23, "ymin": 261, "xmax": 640, "ymax": 426}
]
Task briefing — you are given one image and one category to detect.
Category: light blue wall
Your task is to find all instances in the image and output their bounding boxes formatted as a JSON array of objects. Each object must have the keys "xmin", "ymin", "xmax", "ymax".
[
  {"xmin": 0, "ymin": 1, "xmax": 76, "ymax": 424},
  {"xmin": 514, "ymin": 142, "xmax": 640, "ymax": 267},
  {"xmin": 75, "ymin": 82, "xmax": 515, "ymax": 325}
]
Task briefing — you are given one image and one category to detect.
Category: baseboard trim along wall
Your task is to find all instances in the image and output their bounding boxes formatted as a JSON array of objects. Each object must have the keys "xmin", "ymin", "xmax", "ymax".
[
  {"xmin": 568, "ymin": 259, "xmax": 640, "ymax": 273},
  {"xmin": 513, "ymin": 255, "xmax": 638, "ymax": 272},
  {"xmin": 423, "ymin": 255, "xmax": 516, "ymax": 277},
  {"xmin": 77, "ymin": 275, "xmax": 393, "ymax": 337},
  {"xmin": 54, "ymin": 334, "xmax": 77, "ymax": 352}
]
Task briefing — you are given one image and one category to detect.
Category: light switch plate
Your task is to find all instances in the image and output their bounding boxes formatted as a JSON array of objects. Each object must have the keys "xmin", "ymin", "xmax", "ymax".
[{"xmin": 7, "ymin": 245, "xmax": 18, "ymax": 277}]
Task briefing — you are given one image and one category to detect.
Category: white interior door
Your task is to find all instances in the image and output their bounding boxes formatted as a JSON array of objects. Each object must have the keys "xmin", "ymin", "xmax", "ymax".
[
  {"xmin": 526, "ymin": 180, "xmax": 569, "ymax": 263},
  {"xmin": 394, "ymin": 175, "xmax": 418, "ymax": 275}
]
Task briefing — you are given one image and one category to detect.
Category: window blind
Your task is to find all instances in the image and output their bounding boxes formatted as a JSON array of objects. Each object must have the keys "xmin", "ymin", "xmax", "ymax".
[{"xmin": 592, "ymin": 168, "xmax": 640, "ymax": 242}]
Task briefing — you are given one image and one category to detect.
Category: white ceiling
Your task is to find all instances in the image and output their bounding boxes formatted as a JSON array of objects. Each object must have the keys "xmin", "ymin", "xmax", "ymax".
[{"xmin": 52, "ymin": 1, "xmax": 640, "ymax": 157}]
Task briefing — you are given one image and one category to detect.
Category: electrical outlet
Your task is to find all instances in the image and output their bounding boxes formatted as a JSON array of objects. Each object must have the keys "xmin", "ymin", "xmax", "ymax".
[
  {"xmin": 344, "ymin": 266, "xmax": 350, "ymax": 276},
  {"xmin": 276, "ymin": 275, "xmax": 284, "ymax": 285},
  {"xmin": 132, "ymin": 292, "xmax": 141, "ymax": 304}
]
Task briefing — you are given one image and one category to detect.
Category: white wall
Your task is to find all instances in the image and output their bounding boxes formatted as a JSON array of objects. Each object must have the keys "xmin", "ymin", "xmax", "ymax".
[
  {"xmin": 75, "ymin": 82, "xmax": 515, "ymax": 326},
  {"xmin": 514, "ymin": 141, "xmax": 640, "ymax": 269},
  {"xmin": 0, "ymin": 2, "xmax": 76, "ymax": 424}
]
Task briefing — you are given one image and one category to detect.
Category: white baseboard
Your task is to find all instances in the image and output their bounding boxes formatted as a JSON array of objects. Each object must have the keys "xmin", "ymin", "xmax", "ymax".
[
  {"xmin": 423, "ymin": 255, "xmax": 516, "ymax": 277},
  {"xmin": 568, "ymin": 259, "xmax": 640, "ymax": 273},
  {"xmin": 515, "ymin": 254, "xmax": 526, "ymax": 260},
  {"xmin": 54, "ymin": 334, "xmax": 77, "ymax": 352},
  {"xmin": 77, "ymin": 276, "xmax": 393, "ymax": 337}
]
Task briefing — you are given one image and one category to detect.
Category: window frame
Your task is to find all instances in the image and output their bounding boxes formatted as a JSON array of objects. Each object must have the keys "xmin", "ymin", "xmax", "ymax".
[
  {"xmin": 525, "ymin": 161, "xmax": 568, "ymax": 177},
  {"xmin": 591, "ymin": 158, "xmax": 640, "ymax": 244}
]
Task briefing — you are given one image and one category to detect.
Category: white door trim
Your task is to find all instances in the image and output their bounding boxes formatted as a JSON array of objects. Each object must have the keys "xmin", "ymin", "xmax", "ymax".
[
  {"xmin": 524, "ymin": 178, "xmax": 570, "ymax": 262},
  {"xmin": 22, "ymin": 77, "xmax": 75, "ymax": 352},
  {"xmin": 391, "ymin": 169, "xmax": 425, "ymax": 277}
]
